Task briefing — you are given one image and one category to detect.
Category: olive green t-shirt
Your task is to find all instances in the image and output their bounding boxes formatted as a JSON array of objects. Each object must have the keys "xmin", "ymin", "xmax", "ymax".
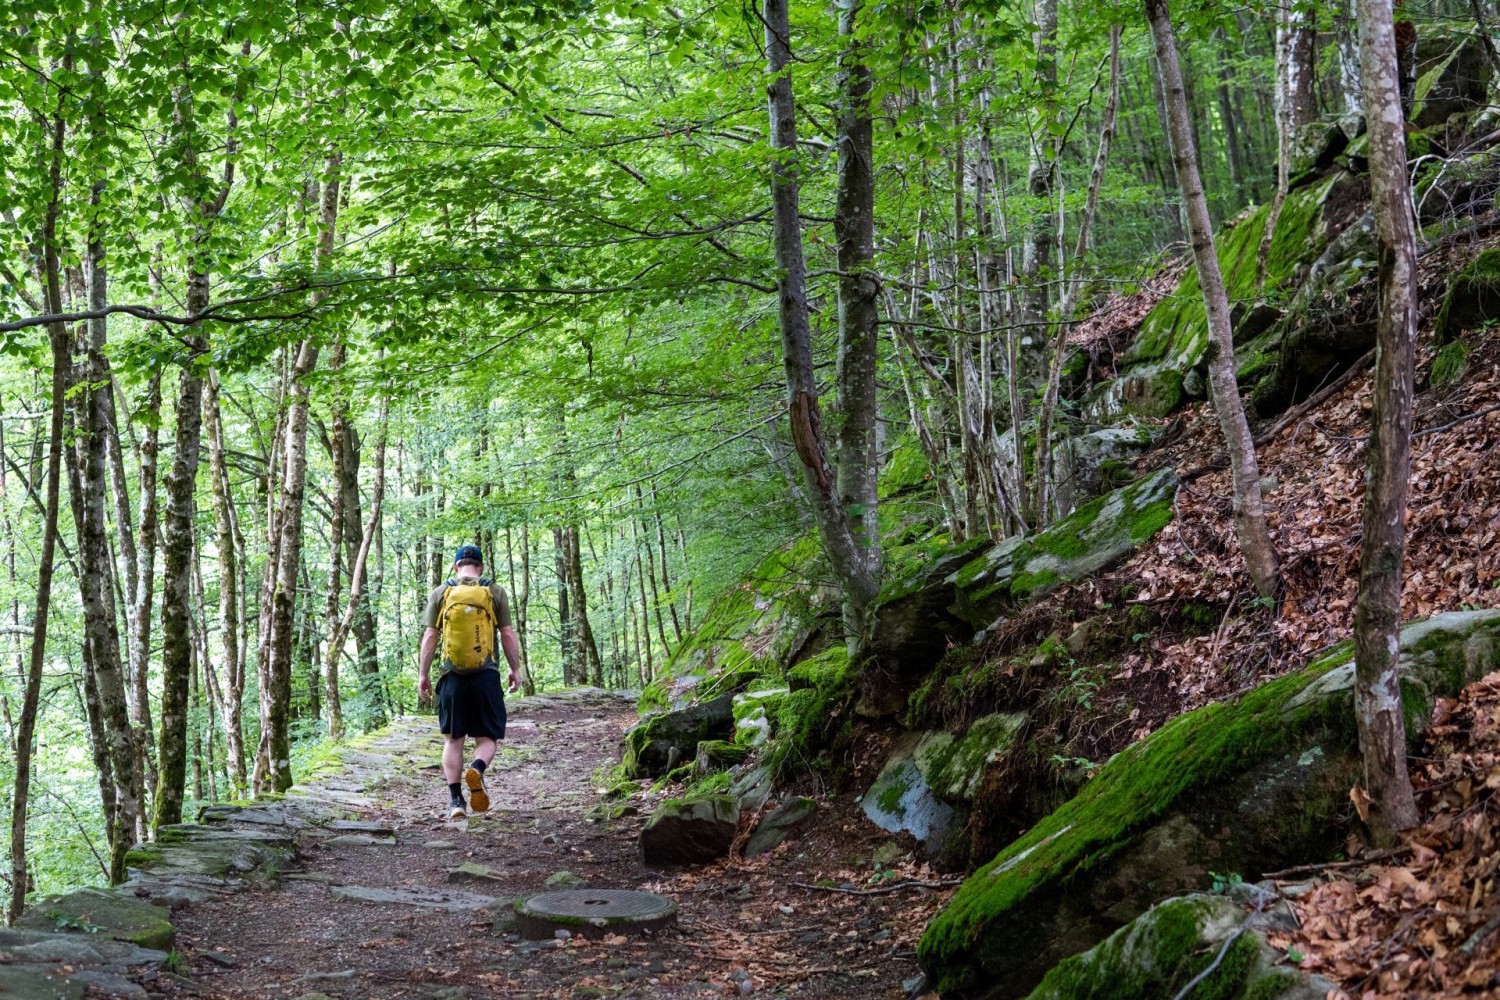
[{"xmin": 423, "ymin": 579, "xmax": 513, "ymax": 673}]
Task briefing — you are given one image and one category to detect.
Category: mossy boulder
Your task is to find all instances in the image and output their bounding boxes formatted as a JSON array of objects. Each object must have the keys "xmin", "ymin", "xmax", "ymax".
[
  {"xmin": 637, "ymin": 536, "xmax": 826, "ymax": 717},
  {"xmin": 861, "ymin": 713, "xmax": 1026, "ymax": 864},
  {"xmin": 766, "ymin": 646, "xmax": 856, "ymax": 771},
  {"xmin": 1092, "ymin": 175, "xmax": 1342, "ymax": 423},
  {"xmin": 918, "ymin": 609, "xmax": 1500, "ymax": 998},
  {"xmin": 731, "ymin": 687, "xmax": 789, "ymax": 746},
  {"xmin": 951, "ymin": 468, "xmax": 1177, "ymax": 627},
  {"xmin": 1027, "ymin": 894, "xmax": 1332, "ymax": 1000},
  {"xmin": 639, "ymin": 795, "xmax": 740, "ymax": 865},
  {"xmin": 621, "ymin": 694, "xmax": 734, "ymax": 778},
  {"xmin": 1241, "ymin": 209, "xmax": 1379, "ymax": 418},
  {"xmin": 693, "ymin": 739, "xmax": 749, "ymax": 775},
  {"xmin": 1049, "ymin": 427, "xmax": 1155, "ymax": 515},
  {"xmin": 1411, "ymin": 31, "xmax": 1492, "ymax": 129},
  {"xmin": 1434, "ymin": 247, "xmax": 1500, "ymax": 344},
  {"xmin": 865, "ymin": 534, "xmax": 994, "ymax": 684},
  {"xmin": 744, "ymin": 796, "xmax": 819, "ymax": 857},
  {"xmin": 19, "ymin": 888, "xmax": 175, "ymax": 951},
  {"xmin": 1285, "ymin": 120, "xmax": 1349, "ymax": 190}
]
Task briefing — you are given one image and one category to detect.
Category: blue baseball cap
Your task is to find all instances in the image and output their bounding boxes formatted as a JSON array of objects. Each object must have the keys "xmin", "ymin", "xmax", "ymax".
[{"xmin": 454, "ymin": 544, "xmax": 483, "ymax": 565}]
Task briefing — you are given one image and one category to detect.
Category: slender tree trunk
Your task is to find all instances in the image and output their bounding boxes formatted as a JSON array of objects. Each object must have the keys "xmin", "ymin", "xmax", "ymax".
[
  {"xmin": 11, "ymin": 104, "xmax": 69, "ymax": 918},
  {"xmin": 1352, "ymin": 0, "xmax": 1420, "ymax": 844},
  {"xmin": 323, "ymin": 400, "xmax": 387, "ymax": 712},
  {"xmin": 129, "ymin": 372, "xmax": 161, "ymax": 795},
  {"xmin": 629, "ymin": 515, "xmax": 654, "ymax": 680},
  {"xmin": 763, "ymin": 0, "xmax": 879, "ymax": 647},
  {"xmin": 154, "ymin": 243, "xmax": 207, "ymax": 831},
  {"xmin": 202, "ymin": 371, "xmax": 246, "ymax": 792},
  {"xmin": 257, "ymin": 150, "xmax": 338, "ymax": 794},
  {"xmin": 77, "ymin": 185, "xmax": 143, "ymax": 874},
  {"xmin": 1258, "ymin": 2, "xmax": 1318, "ymax": 283},
  {"xmin": 1146, "ymin": 0, "xmax": 1281, "ymax": 600},
  {"xmin": 650, "ymin": 484, "xmax": 683, "ymax": 644},
  {"xmin": 834, "ymin": 0, "xmax": 882, "ymax": 591},
  {"xmin": 1035, "ymin": 27, "xmax": 1122, "ymax": 523},
  {"xmin": 1021, "ymin": 0, "xmax": 1060, "ymax": 356},
  {"xmin": 554, "ymin": 528, "xmax": 575, "ymax": 686},
  {"xmin": 323, "ymin": 349, "xmax": 348, "ymax": 741}
]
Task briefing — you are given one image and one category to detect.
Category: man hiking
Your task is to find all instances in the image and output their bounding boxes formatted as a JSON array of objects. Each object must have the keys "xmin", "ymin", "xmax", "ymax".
[{"xmin": 418, "ymin": 544, "xmax": 523, "ymax": 820}]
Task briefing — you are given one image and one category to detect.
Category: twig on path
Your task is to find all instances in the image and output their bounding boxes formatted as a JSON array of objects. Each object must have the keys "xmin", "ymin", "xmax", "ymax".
[
  {"xmin": 790, "ymin": 879, "xmax": 962, "ymax": 896},
  {"xmin": 1263, "ymin": 845, "xmax": 1410, "ymax": 880},
  {"xmin": 1171, "ymin": 923, "xmax": 1248, "ymax": 1000}
]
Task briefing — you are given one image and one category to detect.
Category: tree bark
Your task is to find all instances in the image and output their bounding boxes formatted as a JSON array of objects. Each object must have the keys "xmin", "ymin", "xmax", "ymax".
[
  {"xmin": 11, "ymin": 101, "xmax": 69, "ymax": 919},
  {"xmin": 323, "ymin": 348, "xmax": 348, "ymax": 741},
  {"xmin": 1035, "ymin": 27, "xmax": 1122, "ymax": 523},
  {"xmin": 763, "ymin": 0, "xmax": 880, "ymax": 647},
  {"xmin": 1146, "ymin": 0, "xmax": 1281, "ymax": 600},
  {"xmin": 833, "ymin": 0, "xmax": 882, "ymax": 586},
  {"xmin": 77, "ymin": 181, "xmax": 144, "ymax": 872},
  {"xmin": 322, "ymin": 400, "xmax": 387, "ymax": 713},
  {"xmin": 1021, "ymin": 0, "xmax": 1060, "ymax": 355},
  {"xmin": 128, "ymin": 372, "xmax": 161, "ymax": 794},
  {"xmin": 256, "ymin": 151, "xmax": 338, "ymax": 794},
  {"xmin": 202, "ymin": 370, "xmax": 246, "ymax": 792},
  {"xmin": 1352, "ymin": 0, "xmax": 1421, "ymax": 843}
]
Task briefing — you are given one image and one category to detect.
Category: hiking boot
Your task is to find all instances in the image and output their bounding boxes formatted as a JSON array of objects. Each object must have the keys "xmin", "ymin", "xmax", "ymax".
[
  {"xmin": 465, "ymin": 766, "xmax": 490, "ymax": 814},
  {"xmin": 448, "ymin": 797, "xmax": 466, "ymax": 821}
]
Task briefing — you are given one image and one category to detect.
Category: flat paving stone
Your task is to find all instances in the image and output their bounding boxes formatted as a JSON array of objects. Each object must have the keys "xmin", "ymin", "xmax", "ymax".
[{"xmin": 330, "ymin": 885, "xmax": 496, "ymax": 910}]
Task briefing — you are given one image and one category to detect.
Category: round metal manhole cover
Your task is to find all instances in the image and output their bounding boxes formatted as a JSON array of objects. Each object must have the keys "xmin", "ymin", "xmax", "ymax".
[{"xmin": 515, "ymin": 889, "xmax": 678, "ymax": 940}]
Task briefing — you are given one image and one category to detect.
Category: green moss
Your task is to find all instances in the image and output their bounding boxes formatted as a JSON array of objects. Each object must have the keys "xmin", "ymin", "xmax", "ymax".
[
  {"xmin": 123, "ymin": 848, "xmax": 163, "ymax": 870},
  {"xmin": 686, "ymin": 770, "xmax": 733, "ymax": 797},
  {"xmin": 1130, "ymin": 180, "xmax": 1332, "ymax": 379},
  {"xmin": 1431, "ymin": 340, "xmax": 1469, "ymax": 387},
  {"xmin": 767, "ymin": 648, "xmax": 855, "ymax": 774},
  {"xmin": 919, "ymin": 646, "xmax": 1357, "ymax": 994},
  {"xmin": 880, "ymin": 440, "xmax": 931, "ymax": 497},
  {"xmin": 876, "ymin": 772, "xmax": 912, "ymax": 815},
  {"xmin": 1027, "ymin": 897, "xmax": 1266, "ymax": 1000},
  {"xmin": 1435, "ymin": 248, "xmax": 1500, "ymax": 343},
  {"xmin": 1128, "ymin": 499, "xmax": 1173, "ymax": 544}
]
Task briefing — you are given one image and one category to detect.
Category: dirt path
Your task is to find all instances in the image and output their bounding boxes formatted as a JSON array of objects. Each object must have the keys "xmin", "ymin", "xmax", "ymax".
[{"xmin": 153, "ymin": 689, "xmax": 942, "ymax": 999}]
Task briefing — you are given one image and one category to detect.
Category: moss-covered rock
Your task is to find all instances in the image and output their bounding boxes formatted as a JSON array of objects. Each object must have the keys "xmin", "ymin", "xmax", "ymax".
[
  {"xmin": 1092, "ymin": 175, "xmax": 1341, "ymax": 424},
  {"xmin": 621, "ymin": 695, "xmax": 734, "ymax": 779},
  {"xmin": 639, "ymin": 795, "xmax": 740, "ymax": 865},
  {"xmin": 1411, "ymin": 31, "xmax": 1492, "ymax": 129},
  {"xmin": 766, "ymin": 646, "xmax": 855, "ymax": 772},
  {"xmin": 918, "ymin": 609, "xmax": 1500, "ymax": 998},
  {"xmin": 636, "ymin": 536, "xmax": 827, "ymax": 717},
  {"xmin": 19, "ymin": 888, "xmax": 175, "ymax": 951},
  {"xmin": 860, "ymin": 713, "xmax": 1027, "ymax": 863},
  {"xmin": 744, "ymin": 796, "xmax": 818, "ymax": 857},
  {"xmin": 1285, "ymin": 120, "xmax": 1349, "ymax": 190},
  {"xmin": 951, "ymin": 468, "xmax": 1177, "ymax": 627},
  {"xmin": 693, "ymin": 739, "xmax": 750, "ymax": 775},
  {"xmin": 1435, "ymin": 247, "xmax": 1500, "ymax": 344},
  {"xmin": 1027, "ymin": 895, "xmax": 1332, "ymax": 1000},
  {"xmin": 1430, "ymin": 339, "xmax": 1469, "ymax": 388},
  {"xmin": 731, "ymin": 687, "xmax": 790, "ymax": 746}
]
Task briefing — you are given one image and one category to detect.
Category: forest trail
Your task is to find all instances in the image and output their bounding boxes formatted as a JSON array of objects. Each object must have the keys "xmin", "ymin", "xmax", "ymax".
[{"xmin": 147, "ymin": 688, "xmax": 936, "ymax": 1000}]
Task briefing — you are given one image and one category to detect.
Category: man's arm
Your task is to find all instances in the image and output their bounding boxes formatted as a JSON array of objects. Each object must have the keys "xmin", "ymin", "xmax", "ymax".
[
  {"xmin": 418, "ymin": 627, "xmax": 439, "ymax": 701},
  {"xmin": 499, "ymin": 625, "xmax": 522, "ymax": 692}
]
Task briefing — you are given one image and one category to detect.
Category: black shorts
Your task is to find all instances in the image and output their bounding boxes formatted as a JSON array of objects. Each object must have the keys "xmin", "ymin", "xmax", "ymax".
[{"xmin": 436, "ymin": 670, "xmax": 507, "ymax": 740}]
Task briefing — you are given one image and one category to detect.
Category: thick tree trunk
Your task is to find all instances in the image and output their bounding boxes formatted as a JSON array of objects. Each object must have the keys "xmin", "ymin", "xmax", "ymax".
[
  {"xmin": 1146, "ymin": 0, "xmax": 1281, "ymax": 600},
  {"xmin": 763, "ymin": 0, "xmax": 880, "ymax": 647},
  {"xmin": 1352, "ymin": 0, "xmax": 1420, "ymax": 844},
  {"xmin": 202, "ymin": 371, "xmax": 246, "ymax": 792},
  {"xmin": 322, "ymin": 401, "xmax": 386, "ymax": 713}
]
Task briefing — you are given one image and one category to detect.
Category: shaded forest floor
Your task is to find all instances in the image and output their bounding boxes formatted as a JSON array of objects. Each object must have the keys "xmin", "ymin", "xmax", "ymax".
[{"xmin": 151, "ymin": 689, "xmax": 947, "ymax": 999}]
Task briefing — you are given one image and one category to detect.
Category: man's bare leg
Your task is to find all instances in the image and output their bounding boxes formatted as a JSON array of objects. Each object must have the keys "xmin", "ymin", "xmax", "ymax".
[
  {"xmin": 464, "ymin": 737, "xmax": 497, "ymax": 813},
  {"xmin": 443, "ymin": 736, "xmax": 468, "ymax": 818}
]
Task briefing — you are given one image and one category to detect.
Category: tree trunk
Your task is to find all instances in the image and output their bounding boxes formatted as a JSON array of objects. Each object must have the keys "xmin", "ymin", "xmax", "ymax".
[
  {"xmin": 154, "ymin": 321, "xmax": 204, "ymax": 831},
  {"xmin": 650, "ymin": 484, "xmax": 683, "ymax": 644},
  {"xmin": 554, "ymin": 528, "xmax": 575, "ymax": 686},
  {"xmin": 833, "ymin": 0, "xmax": 882, "ymax": 589},
  {"xmin": 1258, "ymin": 2, "xmax": 1318, "ymax": 283},
  {"xmin": 1352, "ymin": 0, "xmax": 1420, "ymax": 844},
  {"xmin": 11, "ymin": 105, "xmax": 69, "ymax": 918},
  {"xmin": 1146, "ymin": 0, "xmax": 1281, "ymax": 600},
  {"xmin": 1021, "ymin": 0, "xmax": 1060, "ymax": 357},
  {"xmin": 763, "ymin": 0, "xmax": 880, "ymax": 647},
  {"xmin": 563, "ymin": 525, "xmax": 603, "ymax": 686},
  {"xmin": 202, "ymin": 370, "xmax": 246, "ymax": 793},
  {"xmin": 256, "ymin": 151, "xmax": 338, "ymax": 794},
  {"xmin": 128, "ymin": 372, "xmax": 161, "ymax": 795},
  {"xmin": 322, "ymin": 400, "xmax": 387, "ymax": 716},
  {"xmin": 1035, "ymin": 27, "xmax": 1122, "ymax": 523},
  {"xmin": 323, "ymin": 348, "xmax": 348, "ymax": 741},
  {"xmin": 77, "ymin": 187, "xmax": 143, "ymax": 874}
]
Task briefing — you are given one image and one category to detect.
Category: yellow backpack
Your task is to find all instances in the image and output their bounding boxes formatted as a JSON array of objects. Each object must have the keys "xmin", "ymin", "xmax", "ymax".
[{"xmin": 438, "ymin": 578, "xmax": 498, "ymax": 673}]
